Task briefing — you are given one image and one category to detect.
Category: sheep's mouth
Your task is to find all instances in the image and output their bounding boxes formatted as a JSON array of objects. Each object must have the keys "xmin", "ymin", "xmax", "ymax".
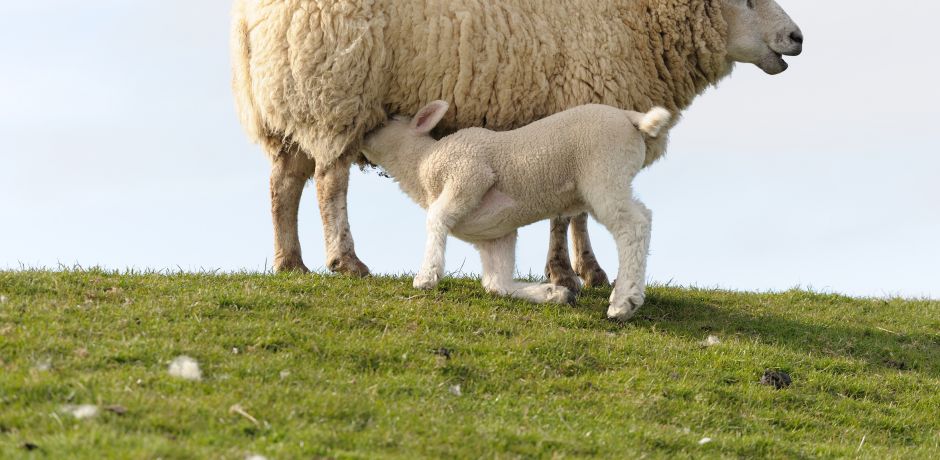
[{"xmin": 757, "ymin": 51, "xmax": 789, "ymax": 75}]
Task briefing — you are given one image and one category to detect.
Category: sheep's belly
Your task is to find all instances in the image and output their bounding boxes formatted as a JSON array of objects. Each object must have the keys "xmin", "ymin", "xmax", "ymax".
[{"xmin": 451, "ymin": 188, "xmax": 583, "ymax": 242}]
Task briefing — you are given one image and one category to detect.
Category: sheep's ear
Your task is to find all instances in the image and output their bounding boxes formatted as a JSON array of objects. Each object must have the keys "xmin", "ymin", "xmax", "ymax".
[{"xmin": 411, "ymin": 100, "xmax": 449, "ymax": 134}]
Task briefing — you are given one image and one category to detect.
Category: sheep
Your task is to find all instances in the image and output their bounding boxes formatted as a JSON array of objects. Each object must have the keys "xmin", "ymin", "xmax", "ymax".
[
  {"xmin": 231, "ymin": 0, "xmax": 803, "ymax": 286},
  {"xmin": 362, "ymin": 101, "xmax": 673, "ymax": 320}
]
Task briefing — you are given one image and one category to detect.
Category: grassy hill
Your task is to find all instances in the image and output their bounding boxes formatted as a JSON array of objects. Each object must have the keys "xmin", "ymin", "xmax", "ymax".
[{"xmin": 1, "ymin": 270, "xmax": 938, "ymax": 458}]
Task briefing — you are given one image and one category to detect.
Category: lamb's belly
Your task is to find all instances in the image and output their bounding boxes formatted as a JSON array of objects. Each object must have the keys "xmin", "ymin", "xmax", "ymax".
[{"xmin": 450, "ymin": 188, "xmax": 584, "ymax": 242}]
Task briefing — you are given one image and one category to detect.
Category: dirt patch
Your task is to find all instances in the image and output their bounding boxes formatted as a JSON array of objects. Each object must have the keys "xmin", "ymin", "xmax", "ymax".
[
  {"xmin": 432, "ymin": 348, "xmax": 453, "ymax": 359},
  {"xmin": 884, "ymin": 359, "xmax": 908, "ymax": 371},
  {"xmin": 759, "ymin": 369, "xmax": 792, "ymax": 389}
]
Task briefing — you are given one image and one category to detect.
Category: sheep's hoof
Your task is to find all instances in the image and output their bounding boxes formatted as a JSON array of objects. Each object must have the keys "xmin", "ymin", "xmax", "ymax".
[
  {"xmin": 606, "ymin": 287, "xmax": 644, "ymax": 321},
  {"xmin": 577, "ymin": 263, "xmax": 610, "ymax": 288},
  {"xmin": 413, "ymin": 272, "xmax": 440, "ymax": 290},
  {"xmin": 328, "ymin": 255, "xmax": 371, "ymax": 277},
  {"xmin": 275, "ymin": 257, "xmax": 310, "ymax": 274},
  {"xmin": 545, "ymin": 260, "xmax": 581, "ymax": 294}
]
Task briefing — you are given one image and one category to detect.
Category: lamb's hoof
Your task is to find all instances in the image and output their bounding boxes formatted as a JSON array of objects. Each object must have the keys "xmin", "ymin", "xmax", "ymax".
[
  {"xmin": 545, "ymin": 261, "xmax": 581, "ymax": 294},
  {"xmin": 606, "ymin": 287, "xmax": 645, "ymax": 321},
  {"xmin": 413, "ymin": 272, "xmax": 440, "ymax": 290},
  {"xmin": 329, "ymin": 255, "xmax": 371, "ymax": 277},
  {"xmin": 546, "ymin": 285, "xmax": 577, "ymax": 305},
  {"xmin": 275, "ymin": 257, "xmax": 310, "ymax": 274},
  {"xmin": 577, "ymin": 264, "xmax": 610, "ymax": 288}
]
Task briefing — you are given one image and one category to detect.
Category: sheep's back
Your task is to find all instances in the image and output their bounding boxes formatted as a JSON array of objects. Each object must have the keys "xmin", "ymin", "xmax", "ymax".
[{"xmin": 235, "ymin": 0, "xmax": 727, "ymax": 167}]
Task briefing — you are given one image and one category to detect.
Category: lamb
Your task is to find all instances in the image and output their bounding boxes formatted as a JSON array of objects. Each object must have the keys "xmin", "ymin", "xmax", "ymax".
[
  {"xmin": 231, "ymin": 0, "xmax": 803, "ymax": 289},
  {"xmin": 362, "ymin": 101, "xmax": 673, "ymax": 320}
]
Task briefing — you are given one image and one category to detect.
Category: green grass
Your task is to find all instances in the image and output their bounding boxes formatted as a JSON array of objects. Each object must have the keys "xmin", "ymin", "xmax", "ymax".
[{"xmin": 1, "ymin": 270, "xmax": 938, "ymax": 459}]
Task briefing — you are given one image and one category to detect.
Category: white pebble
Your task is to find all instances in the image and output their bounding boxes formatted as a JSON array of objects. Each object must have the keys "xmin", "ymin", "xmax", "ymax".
[
  {"xmin": 449, "ymin": 384, "xmax": 462, "ymax": 396},
  {"xmin": 62, "ymin": 404, "xmax": 99, "ymax": 420},
  {"xmin": 246, "ymin": 455, "xmax": 268, "ymax": 460},
  {"xmin": 698, "ymin": 437, "xmax": 713, "ymax": 445},
  {"xmin": 168, "ymin": 356, "xmax": 202, "ymax": 381},
  {"xmin": 34, "ymin": 358, "xmax": 52, "ymax": 372},
  {"xmin": 0, "ymin": 295, "xmax": 8, "ymax": 303},
  {"xmin": 701, "ymin": 335, "xmax": 721, "ymax": 347},
  {"xmin": 279, "ymin": 370, "xmax": 291, "ymax": 379}
]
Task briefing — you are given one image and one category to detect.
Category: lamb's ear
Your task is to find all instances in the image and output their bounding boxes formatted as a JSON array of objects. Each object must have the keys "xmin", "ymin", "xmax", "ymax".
[{"xmin": 411, "ymin": 100, "xmax": 449, "ymax": 134}]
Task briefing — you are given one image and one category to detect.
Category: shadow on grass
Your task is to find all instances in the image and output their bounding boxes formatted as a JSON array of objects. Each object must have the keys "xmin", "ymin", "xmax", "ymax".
[{"xmin": 579, "ymin": 287, "xmax": 940, "ymax": 377}]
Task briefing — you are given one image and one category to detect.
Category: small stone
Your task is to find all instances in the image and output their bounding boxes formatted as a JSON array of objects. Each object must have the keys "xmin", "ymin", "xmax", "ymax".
[
  {"xmin": 701, "ymin": 335, "xmax": 721, "ymax": 347},
  {"xmin": 105, "ymin": 405, "xmax": 127, "ymax": 415},
  {"xmin": 0, "ymin": 295, "xmax": 8, "ymax": 303},
  {"xmin": 34, "ymin": 358, "xmax": 52, "ymax": 372},
  {"xmin": 698, "ymin": 437, "xmax": 713, "ymax": 445},
  {"xmin": 62, "ymin": 404, "xmax": 99, "ymax": 419},
  {"xmin": 449, "ymin": 384, "xmax": 462, "ymax": 396},
  {"xmin": 759, "ymin": 369, "xmax": 792, "ymax": 389},
  {"xmin": 245, "ymin": 455, "xmax": 268, "ymax": 460},
  {"xmin": 232, "ymin": 347, "xmax": 239, "ymax": 354},
  {"xmin": 279, "ymin": 370, "xmax": 291, "ymax": 379}
]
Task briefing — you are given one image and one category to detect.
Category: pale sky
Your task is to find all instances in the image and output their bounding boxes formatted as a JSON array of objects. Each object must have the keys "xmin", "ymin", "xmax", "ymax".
[{"xmin": 1, "ymin": 1, "xmax": 937, "ymax": 298}]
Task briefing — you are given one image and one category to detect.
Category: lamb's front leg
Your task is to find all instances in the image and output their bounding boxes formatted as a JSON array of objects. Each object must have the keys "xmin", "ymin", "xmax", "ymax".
[
  {"xmin": 414, "ymin": 182, "xmax": 490, "ymax": 290},
  {"xmin": 414, "ymin": 195, "xmax": 455, "ymax": 290},
  {"xmin": 592, "ymin": 198, "xmax": 653, "ymax": 320},
  {"xmin": 477, "ymin": 232, "xmax": 576, "ymax": 305}
]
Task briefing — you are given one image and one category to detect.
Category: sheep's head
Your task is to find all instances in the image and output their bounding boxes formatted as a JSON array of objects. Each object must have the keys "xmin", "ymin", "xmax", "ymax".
[
  {"xmin": 721, "ymin": 0, "xmax": 803, "ymax": 75},
  {"xmin": 363, "ymin": 101, "xmax": 450, "ymax": 162}
]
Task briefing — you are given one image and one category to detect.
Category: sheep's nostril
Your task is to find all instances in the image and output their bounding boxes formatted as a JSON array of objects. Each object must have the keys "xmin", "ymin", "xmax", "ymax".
[{"xmin": 789, "ymin": 31, "xmax": 804, "ymax": 45}]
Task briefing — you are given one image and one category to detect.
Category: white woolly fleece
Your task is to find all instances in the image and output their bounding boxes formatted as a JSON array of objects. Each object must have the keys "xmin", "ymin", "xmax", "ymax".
[
  {"xmin": 168, "ymin": 356, "xmax": 202, "ymax": 381},
  {"xmin": 363, "ymin": 103, "xmax": 670, "ymax": 320},
  {"xmin": 232, "ymin": 0, "xmax": 731, "ymax": 167}
]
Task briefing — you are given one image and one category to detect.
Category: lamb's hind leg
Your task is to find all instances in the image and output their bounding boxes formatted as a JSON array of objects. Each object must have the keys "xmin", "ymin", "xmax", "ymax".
[
  {"xmin": 571, "ymin": 213, "xmax": 610, "ymax": 287},
  {"xmin": 481, "ymin": 232, "xmax": 576, "ymax": 305},
  {"xmin": 315, "ymin": 154, "xmax": 370, "ymax": 276},
  {"xmin": 545, "ymin": 217, "xmax": 581, "ymax": 293},
  {"xmin": 591, "ymin": 197, "xmax": 652, "ymax": 321},
  {"xmin": 269, "ymin": 143, "xmax": 316, "ymax": 273}
]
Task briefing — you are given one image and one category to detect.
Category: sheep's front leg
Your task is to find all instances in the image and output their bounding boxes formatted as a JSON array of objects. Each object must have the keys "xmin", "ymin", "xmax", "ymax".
[
  {"xmin": 571, "ymin": 213, "xmax": 610, "ymax": 288},
  {"xmin": 479, "ymin": 232, "xmax": 576, "ymax": 305},
  {"xmin": 545, "ymin": 217, "xmax": 581, "ymax": 293},
  {"xmin": 591, "ymin": 198, "xmax": 652, "ymax": 321}
]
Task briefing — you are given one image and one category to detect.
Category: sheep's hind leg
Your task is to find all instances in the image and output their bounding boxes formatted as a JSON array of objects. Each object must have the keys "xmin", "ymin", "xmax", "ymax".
[
  {"xmin": 591, "ymin": 197, "xmax": 652, "ymax": 321},
  {"xmin": 269, "ymin": 144, "xmax": 316, "ymax": 273},
  {"xmin": 544, "ymin": 217, "xmax": 581, "ymax": 293},
  {"xmin": 571, "ymin": 213, "xmax": 610, "ymax": 288},
  {"xmin": 481, "ymin": 232, "xmax": 576, "ymax": 305},
  {"xmin": 315, "ymin": 154, "xmax": 370, "ymax": 276}
]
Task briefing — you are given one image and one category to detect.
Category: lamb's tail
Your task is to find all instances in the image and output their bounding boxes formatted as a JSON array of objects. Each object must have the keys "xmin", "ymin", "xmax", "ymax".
[{"xmin": 626, "ymin": 107, "xmax": 672, "ymax": 138}]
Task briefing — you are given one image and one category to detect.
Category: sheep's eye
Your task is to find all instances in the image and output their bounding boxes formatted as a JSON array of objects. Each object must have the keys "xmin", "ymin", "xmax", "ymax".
[{"xmin": 746, "ymin": 0, "xmax": 755, "ymax": 9}]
